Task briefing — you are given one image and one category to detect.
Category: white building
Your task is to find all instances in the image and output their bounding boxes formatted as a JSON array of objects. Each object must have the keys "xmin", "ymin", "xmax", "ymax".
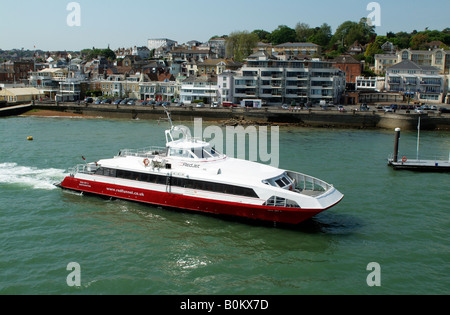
[
  {"xmin": 217, "ymin": 71, "xmax": 235, "ymax": 104},
  {"xmin": 180, "ymin": 75, "xmax": 218, "ymax": 104},
  {"xmin": 232, "ymin": 51, "xmax": 345, "ymax": 106},
  {"xmin": 132, "ymin": 46, "xmax": 151, "ymax": 59},
  {"xmin": 385, "ymin": 60, "xmax": 446, "ymax": 103},
  {"xmin": 375, "ymin": 48, "xmax": 450, "ymax": 75},
  {"xmin": 147, "ymin": 39, "xmax": 177, "ymax": 53},
  {"xmin": 355, "ymin": 76, "xmax": 385, "ymax": 92}
]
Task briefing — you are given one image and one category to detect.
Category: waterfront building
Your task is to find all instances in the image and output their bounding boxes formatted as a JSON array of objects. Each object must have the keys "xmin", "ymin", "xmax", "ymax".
[
  {"xmin": 180, "ymin": 75, "xmax": 218, "ymax": 104},
  {"xmin": 398, "ymin": 48, "xmax": 450, "ymax": 74},
  {"xmin": 385, "ymin": 60, "xmax": 446, "ymax": 104},
  {"xmin": 0, "ymin": 87, "xmax": 42, "ymax": 103},
  {"xmin": 332, "ymin": 55, "xmax": 363, "ymax": 85},
  {"xmin": 217, "ymin": 71, "xmax": 235, "ymax": 104},
  {"xmin": 231, "ymin": 50, "xmax": 345, "ymax": 106},
  {"xmin": 139, "ymin": 80, "xmax": 178, "ymax": 102},
  {"xmin": 376, "ymin": 48, "xmax": 450, "ymax": 75},
  {"xmin": 355, "ymin": 76, "xmax": 385, "ymax": 92}
]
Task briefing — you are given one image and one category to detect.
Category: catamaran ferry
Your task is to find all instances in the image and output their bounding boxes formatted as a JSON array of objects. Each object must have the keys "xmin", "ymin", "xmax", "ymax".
[{"xmin": 59, "ymin": 109, "xmax": 343, "ymax": 224}]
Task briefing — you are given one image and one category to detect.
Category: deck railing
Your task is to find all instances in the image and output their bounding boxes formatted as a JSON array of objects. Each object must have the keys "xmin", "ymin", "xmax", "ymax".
[
  {"xmin": 117, "ymin": 146, "xmax": 167, "ymax": 159},
  {"xmin": 287, "ymin": 171, "xmax": 332, "ymax": 195}
]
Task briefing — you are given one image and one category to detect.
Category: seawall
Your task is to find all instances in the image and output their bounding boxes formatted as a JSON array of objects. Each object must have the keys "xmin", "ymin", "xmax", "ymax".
[
  {"xmin": 0, "ymin": 104, "xmax": 33, "ymax": 117},
  {"xmin": 30, "ymin": 104, "xmax": 450, "ymax": 131}
]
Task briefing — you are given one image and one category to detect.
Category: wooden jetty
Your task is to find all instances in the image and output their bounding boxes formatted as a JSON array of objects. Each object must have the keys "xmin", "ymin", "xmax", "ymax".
[{"xmin": 387, "ymin": 123, "xmax": 450, "ymax": 172}]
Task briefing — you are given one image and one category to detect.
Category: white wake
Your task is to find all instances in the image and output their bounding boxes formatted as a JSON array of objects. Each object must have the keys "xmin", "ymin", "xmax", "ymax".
[{"xmin": 0, "ymin": 163, "xmax": 67, "ymax": 190}]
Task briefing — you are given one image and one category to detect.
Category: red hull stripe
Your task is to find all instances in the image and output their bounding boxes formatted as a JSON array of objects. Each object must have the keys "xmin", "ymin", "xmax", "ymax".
[{"xmin": 60, "ymin": 177, "xmax": 330, "ymax": 224}]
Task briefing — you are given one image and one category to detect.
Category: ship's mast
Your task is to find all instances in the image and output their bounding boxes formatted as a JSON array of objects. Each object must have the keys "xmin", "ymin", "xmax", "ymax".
[{"xmin": 162, "ymin": 105, "xmax": 190, "ymax": 145}]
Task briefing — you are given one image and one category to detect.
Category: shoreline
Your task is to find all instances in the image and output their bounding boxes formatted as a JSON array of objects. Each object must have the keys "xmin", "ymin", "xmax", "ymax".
[{"xmin": 18, "ymin": 104, "xmax": 450, "ymax": 131}]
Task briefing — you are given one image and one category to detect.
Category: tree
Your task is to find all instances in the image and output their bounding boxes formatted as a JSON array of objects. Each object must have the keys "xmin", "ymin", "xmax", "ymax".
[
  {"xmin": 389, "ymin": 31, "xmax": 411, "ymax": 49},
  {"xmin": 83, "ymin": 48, "xmax": 116, "ymax": 61},
  {"xmin": 330, "ymin": 18, "xmax": 376, "ymax": 50},
  {"xmin": 252, "ymin": 29, "xmax": 271, "ymax": 43},
  {"xmin": 225, "ymin": 31, "xmax": 259, "ymax": 62},
  {"xmin": 364, "ymin": 42, "xmax": 384, "ymax": 64},
  {"xmin": 308, "ymin": 23, "xmax": 332, "ymax": 48},
  {"xmin": 410, "ymin": 33, "xmax": 429, "ymax": 50},
  {"xmin": 295, "ymin": 23, "xmax": 314, "ymax": 42},
  {"xmin": 269, "ymin": 25, "xmax": 297, "ymax": 45}
]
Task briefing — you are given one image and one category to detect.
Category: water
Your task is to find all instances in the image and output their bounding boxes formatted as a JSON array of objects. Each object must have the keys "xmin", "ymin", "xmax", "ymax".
[{"xmin": 0, "ymin": 116, "xmax": 449, "ymax": 295}]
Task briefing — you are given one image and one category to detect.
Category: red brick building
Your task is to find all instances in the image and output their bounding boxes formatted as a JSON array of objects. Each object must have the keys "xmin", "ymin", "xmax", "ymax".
[{"xmin": 332, "ymin": 55, "xmax": 363, "ymax": 85}]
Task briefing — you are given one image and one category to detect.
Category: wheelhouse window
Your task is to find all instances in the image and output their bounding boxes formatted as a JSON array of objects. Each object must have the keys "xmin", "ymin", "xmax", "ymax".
[
  {"xmin": 263, "ymin": 172, "xmax": 294, "ymax": 189},
  {"xmin": 169, "ymin": 145, "xmax": 222, "ymax": 159}
]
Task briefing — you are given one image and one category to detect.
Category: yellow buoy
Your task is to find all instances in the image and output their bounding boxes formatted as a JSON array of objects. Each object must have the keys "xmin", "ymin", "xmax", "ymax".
[{"xmin": 27, "ymin": 136, "xmax": 33, "ymax": 141}]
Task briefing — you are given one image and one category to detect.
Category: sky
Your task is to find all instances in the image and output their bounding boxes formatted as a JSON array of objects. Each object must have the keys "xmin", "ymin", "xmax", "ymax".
[{"xmin": 1, "ymin": 0, "xmax": 449, "ymax": 51}]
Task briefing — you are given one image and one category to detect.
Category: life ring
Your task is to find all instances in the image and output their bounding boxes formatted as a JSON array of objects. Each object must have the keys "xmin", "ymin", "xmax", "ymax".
[
  {"xmin": 143, "ymin": 158, "xmax": 150, "ymax": 166},
  {"xmin": 402, "ymin": 156, "xmax": 407, "ymax": 163}
]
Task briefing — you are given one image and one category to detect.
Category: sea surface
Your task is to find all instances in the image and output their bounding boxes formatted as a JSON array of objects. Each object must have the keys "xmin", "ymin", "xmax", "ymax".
[{"xmin": 0, "ymin": 115, "xmax": 449, "ymax": 295}]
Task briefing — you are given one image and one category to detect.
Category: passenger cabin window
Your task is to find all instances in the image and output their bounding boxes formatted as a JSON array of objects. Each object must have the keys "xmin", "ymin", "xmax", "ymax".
[{"xmin": 94, "ymin": 167, "xmax": 258, "ymax": 198}]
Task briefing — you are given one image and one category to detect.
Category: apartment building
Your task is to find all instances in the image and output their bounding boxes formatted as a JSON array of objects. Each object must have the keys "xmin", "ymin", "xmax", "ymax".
[
  {"xmin": 272, "ymin": 43, "xmax": 321, "ymax": 57},
  {"xmin": 376, "ymin": 48, "xmax": 450, "ymax": 74},
  {"xmin": 385, "ymin": 60, "xmax": 446, "ymax": 103},
  {"xmin": 231, "ymin": 51, "xmax": 345, "ymax": 106}
]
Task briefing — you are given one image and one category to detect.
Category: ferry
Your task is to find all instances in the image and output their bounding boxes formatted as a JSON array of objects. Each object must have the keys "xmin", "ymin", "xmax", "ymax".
[{"xmin": 58, "ymin": 108, "xmax": 344, "ymax": 224}]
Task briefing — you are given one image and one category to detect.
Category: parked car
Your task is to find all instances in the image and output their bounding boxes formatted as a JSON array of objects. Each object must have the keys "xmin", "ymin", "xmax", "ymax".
[
  {"xmin": 415, "ymin": 107, "xmax": 424, "ymax": 114},
  {"xmin": 281, "ymin": 104, "xmax": 289, "ymax": 110},
  {"xmin": 337, "ymin": 105, "xmax": 345, "ymax": 112},
  {"xmin": 83, "ymin": 97, "xmax": 93, "ymax": 104},
  {"xmin": 94, "ymin": 100, "xmax": 102, "ymax": 104},
  {"xmin": 222, "ymin": 102, "xmax": 238, "ymax": 108},
  {"xmin": 360, "ymin": 104, "xmax": 370, "ymax": 111},
  {"xmin": 439, "ymin": 107, "xmax": 450, "ymax": 113},
  {"xmin": 384, "ymin": 106, "xmax": 393, "ymax": 112},
  {"xmin": 141, "ymin": 101, "xmax": 148, "ymax": 106},
  {"xmin": 196, "ymin": 102, "xmax": 205, "ymax": 108},
  {"xmin": 113, "ymin": 99, "xmax": 122, "ymax": 105},
  {"xmin": 101, "ymin": 99, "xmax": 112, "ymax": 104}
]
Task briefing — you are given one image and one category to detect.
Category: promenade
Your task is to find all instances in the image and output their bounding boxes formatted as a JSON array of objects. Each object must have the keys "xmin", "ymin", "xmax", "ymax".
[{"xmin": 19, "ymin": 102, "xmax": 450, "ymax": 131}]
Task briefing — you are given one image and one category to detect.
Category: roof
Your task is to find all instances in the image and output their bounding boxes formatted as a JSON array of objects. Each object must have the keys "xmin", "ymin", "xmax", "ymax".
[
  {"xmin": 197, "ymin": 59, "xmax": 243, "ymax": 67},
  {"xmin": 182, "ymin": 75, "xmax": 217, "ymax": 84},
  {"xmin": 333, "ymin": 55, "xmax": 361, "ymax": 64},
  {"xmin": 275, "ymin": 42, "xmax": 319, "ymax": 48},
  {"xmin": 388, "ymin": 60, "xmax": 439, "ymax": 72},
  {"xmin": 0, "ymin": 87, "xmax": 42, "ymax": 96}
]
